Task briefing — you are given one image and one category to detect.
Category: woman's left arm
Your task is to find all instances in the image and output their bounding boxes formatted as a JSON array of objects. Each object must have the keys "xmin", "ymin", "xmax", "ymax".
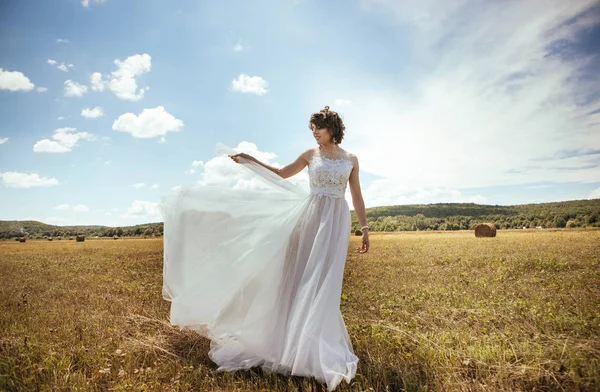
[{"xmin": 348, "ymin": 155, "xmax": 370, "ymax": 253}]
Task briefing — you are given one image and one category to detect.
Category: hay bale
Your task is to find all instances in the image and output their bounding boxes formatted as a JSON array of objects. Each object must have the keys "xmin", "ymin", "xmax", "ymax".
[
  {"xmin": 19, "ymin": 238, "xmax": 26, "ymax": 243},
  {"xmin": 354, "ymin": 230, "xmax": 362, "ymax": 236},
  {"xmin": 47, "ymin": 238, "xmax": 53, "ymax": 241},
  {"xmin": 76, "ymin": 235, "xmax": 85, "ymax": 242},
  {"xmin": 474, "ymin": 223, "xmax": 497, "ymax": 237},
  {"xmin": 113, "ymin": 235, "xmax": 119, "ymax": 240}
]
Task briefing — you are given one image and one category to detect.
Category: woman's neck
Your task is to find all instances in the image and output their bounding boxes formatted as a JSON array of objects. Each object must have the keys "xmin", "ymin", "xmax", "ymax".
[{"xmin": 318, "ymin": 143, "xmax": 338, "ymax": 152}]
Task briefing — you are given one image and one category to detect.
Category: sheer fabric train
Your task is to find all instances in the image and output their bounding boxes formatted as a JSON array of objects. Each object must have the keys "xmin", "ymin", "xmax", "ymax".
[{"xmin": 160, "ymin": 143, "xmax": 358, "ymax": 391}]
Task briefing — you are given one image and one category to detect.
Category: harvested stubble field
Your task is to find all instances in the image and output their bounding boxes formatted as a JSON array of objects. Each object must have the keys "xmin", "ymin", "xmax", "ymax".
[{"xmin": 1, "ymin": 230, "xmax": 599, "ymax": 391}]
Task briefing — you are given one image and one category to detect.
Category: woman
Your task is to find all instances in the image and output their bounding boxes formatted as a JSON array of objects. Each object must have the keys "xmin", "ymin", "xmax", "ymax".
[{"xmin": 160, "ymin": 105, "xmax": 370, "ymax": 391}]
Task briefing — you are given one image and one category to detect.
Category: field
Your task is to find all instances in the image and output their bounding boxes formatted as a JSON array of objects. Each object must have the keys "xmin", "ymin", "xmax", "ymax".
[{"xmin": 1, "ymin": 230, "xmax": 599, "ymax": 391}]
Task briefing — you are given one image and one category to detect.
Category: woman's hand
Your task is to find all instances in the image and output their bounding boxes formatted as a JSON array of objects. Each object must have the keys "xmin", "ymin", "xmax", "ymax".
[
  {"xmin": 356, "ymin": 232, "xmax": 369, "ymax": 253},
  {"xmin": 228, "ymin": 152, "xmax": 255, "ymax": 164}
]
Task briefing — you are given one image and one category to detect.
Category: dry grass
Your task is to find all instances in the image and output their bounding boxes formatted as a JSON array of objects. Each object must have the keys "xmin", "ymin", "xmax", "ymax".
[{"xmin": 0, "ymin": 230, "xmax": 598, "ymax": 391}]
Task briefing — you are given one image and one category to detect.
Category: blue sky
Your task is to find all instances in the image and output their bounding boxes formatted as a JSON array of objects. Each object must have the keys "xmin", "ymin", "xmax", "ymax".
[{"xmin": 0, "ymin": 0, "xmax": 599, "ymax": 227}]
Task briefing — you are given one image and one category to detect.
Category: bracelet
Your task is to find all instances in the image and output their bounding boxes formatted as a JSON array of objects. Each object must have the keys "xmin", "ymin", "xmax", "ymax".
[{"xmin": 361, "ymin": 225, "xmax": 369, "ymax": 231}]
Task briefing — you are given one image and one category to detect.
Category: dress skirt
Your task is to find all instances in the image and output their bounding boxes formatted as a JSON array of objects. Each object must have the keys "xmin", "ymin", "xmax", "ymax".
[{"xmin": 159, "ymin": 144, "xmax": 358, "ymax": 390}]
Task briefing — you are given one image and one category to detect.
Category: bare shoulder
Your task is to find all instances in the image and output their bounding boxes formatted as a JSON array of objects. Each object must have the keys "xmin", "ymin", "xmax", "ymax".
[
  {"xmin": 341, "ymin": 149, "xmax": 358, "ymax": 167},
  {"xmin": 300, "ymin": 147, "xmax": 316, "ymax": 162}
]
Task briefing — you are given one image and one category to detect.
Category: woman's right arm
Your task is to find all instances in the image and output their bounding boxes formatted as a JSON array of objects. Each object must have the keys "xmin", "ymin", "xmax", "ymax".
[{"xmin": 229, "ymin": 149, "xmax": 312, "ymax": 179}]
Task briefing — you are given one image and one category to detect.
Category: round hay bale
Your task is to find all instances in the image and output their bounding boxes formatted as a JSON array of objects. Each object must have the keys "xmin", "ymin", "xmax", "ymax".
[
  {"xmin": 474, "ymin": 223, "xmax": 497, "ymax": 237},
  {"xmin": 113, "ymin": 235, "xmax": 119, "ymax": 240},
  {"xmin": 354, "ymin": 230, "xmax": 362, "ymax": 236},
  {"xmin": 47, "ymin": 238, "xmax": 53, "ymax": 241},
  {"xmin": 19, "ymin": 238, "xmax": 26, "ymax": 243},
  {"xmin": 76, "ymin": 235, "xmax": 85, "ymax": 242}
]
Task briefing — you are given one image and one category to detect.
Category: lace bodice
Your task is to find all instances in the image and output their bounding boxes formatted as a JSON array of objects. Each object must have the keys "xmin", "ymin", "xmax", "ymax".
[{"xmin": 308, "ymin": 154, "xmax": 354, "ymax": 198}]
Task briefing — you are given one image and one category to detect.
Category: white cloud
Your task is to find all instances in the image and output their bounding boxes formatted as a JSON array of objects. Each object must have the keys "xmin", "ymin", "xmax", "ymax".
[
  {"xmin": 36, "ymin": 87, "xmax": 48, "ymax": 92},
  {"xmin": 57, "ymin": 115, "xmax": 70, "ymax": 121},
  {"xmin": 90, "ymin": 54, "xmax": 151, "ymax": 100},
  {"xmin": 107, "ymin": 53, "xmax": 151, "ymax": 101},
  {"xmin": 588, "ymin": 187, "xmax": 600, "ymax": 199},
  {"xmin": 0, "ymin": 137, "xmax": 8, "ymax": 144},
  {"xmin": 132, "ymin": 183, "xmax": 146, "ymax": 188},
  {"xmin": 112, "ymin": 106, "xmax": 183, "ymax": 139},
  {"xmin": 34, "ymin": 139, "xmax": 71, "ymax": 153},
  {"xmin": 90, "ymin": 72, "xmax": 105, "ymax": 92},
  {"xmin": 81, "ymin": 106, "xmax": 104, "ymax": 118},
  {"xmin": 185, "ymin": 160, "xmax": 204, "ymax": 174},
  {"xmin": 151, "ymin": 183, "xmax": 159, "ymax": 189},
  {"xmin": 81, "ymin": 0, "xmax": 106, "ymax": 7},
  {"xmin": 64, "ymin": 80, "xmax": 88, "ymax": 97},
  {"xmin": 33, "ymin": 127, "xmax": 96, "ymax": 153},
  {"xmin": 53, "ymin": 204, "xmax": 70, "ymax": 210},
  {"xmin": 231, "ymin": 73, "xmax": 269, "ymax": 95},
  {"xmin": 48, "ymin": 59, "xmax": 73, "ymax": 72},
  {"xmin": 0, "ymin": 68, "xmax": 34, "ymax": 91},
  {"xmin": 234, "ymin": 41, "xmax": 244, "ymax": 51},
  {"xmin": 122, "ymin": 200, "xmax": 161, "ymax": 219},
  {"xmin": 359, "ymin": 179, "xmax": 487, "ymax": 208},
  {"xmin": 56, "ymin": 38, "xmax": 70, "ymax": 44},
  {"xmin": 336, "ymin": 0, "xmax": 600, "ymax": 203},
  {"xmin": 0, "ymin": 172, "xmax": 59, "ymax": 188}
]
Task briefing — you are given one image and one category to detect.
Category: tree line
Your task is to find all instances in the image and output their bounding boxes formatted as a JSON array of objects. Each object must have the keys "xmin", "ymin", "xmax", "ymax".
[
  {"xmin": 1, "ymin": 199, "xmax": 599, "ymax": 239},
  {"xmin": 350, "ymin": 199, "xmax": 600, "ymax": 232},
  {"xmin": 0, "ymin": 220, "xmax": 163, "ymax": 240}
]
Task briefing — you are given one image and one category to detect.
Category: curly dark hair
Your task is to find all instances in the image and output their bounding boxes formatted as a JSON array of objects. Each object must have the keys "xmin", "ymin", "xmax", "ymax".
[{"xmin": 308, "ymin": 105, "xmax": 345, "ymax": 144}]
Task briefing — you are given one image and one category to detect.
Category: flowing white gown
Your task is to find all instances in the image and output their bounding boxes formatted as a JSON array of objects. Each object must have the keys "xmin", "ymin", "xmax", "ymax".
[{"xmin": 160, "ymin": 143, "xmax": 359, "ymax": 391}]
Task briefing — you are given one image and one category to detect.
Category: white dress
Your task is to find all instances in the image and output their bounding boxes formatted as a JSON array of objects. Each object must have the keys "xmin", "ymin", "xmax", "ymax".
[{"xmin": 159, "ymin": 143, "xmax": 359, "ymax": 391}]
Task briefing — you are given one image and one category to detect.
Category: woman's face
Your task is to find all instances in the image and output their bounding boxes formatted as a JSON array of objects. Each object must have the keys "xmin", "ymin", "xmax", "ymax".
[{"xmin": 310, "ymin": 122, "xmax": 331, "ymax": 144}]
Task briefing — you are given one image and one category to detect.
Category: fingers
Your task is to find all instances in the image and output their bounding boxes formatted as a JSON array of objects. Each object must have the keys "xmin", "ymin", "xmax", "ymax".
[
  {"xmin": 360, "ymin": 240, "xmax": 369, "ymax": 253},
  {"xmin": 356, "ymin": 243, "xmax": 369, "ymax": 253}
]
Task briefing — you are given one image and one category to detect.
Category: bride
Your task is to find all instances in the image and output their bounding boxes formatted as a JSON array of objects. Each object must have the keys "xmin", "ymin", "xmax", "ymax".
[{"xmin": 160, "ymin": 105, "xmax": 370, "ymax": 391}]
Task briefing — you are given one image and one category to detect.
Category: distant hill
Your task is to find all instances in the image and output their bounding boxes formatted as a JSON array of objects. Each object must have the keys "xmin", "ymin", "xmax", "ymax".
[
  {"xmin": 0, "ymin": 220, "xmax": 162, "ymax": 240},
  {"xmin": 349, "ymin": 198, "xmax": 600, "ymax": 232},
  {"xmin": 1, "ymin": 199, "xmax": 599, "ymax": 239}
]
